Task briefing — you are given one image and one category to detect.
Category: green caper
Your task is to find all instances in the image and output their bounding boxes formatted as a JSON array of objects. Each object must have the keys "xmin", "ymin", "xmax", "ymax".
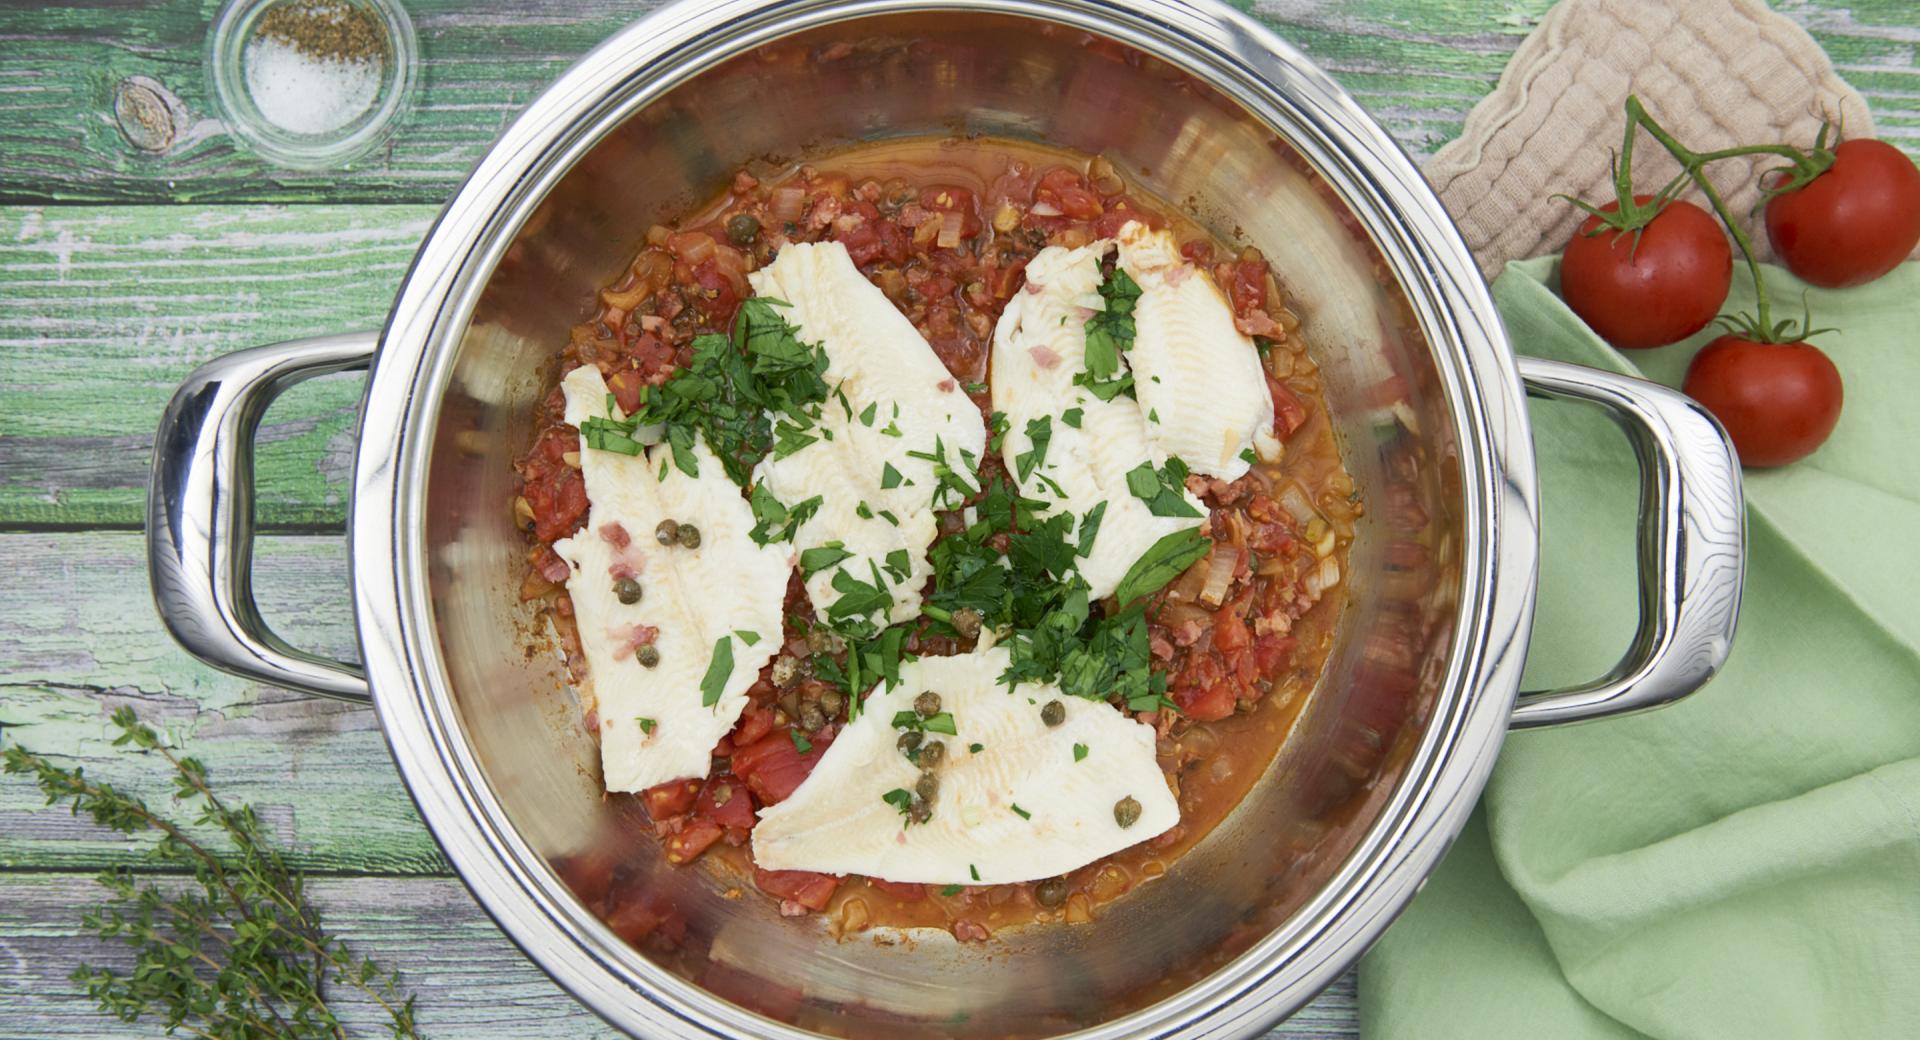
[
  {"xmin": 799, "ymin": 702, "xmax": 826, "ymax": 732},
  {"xmin": 1040, "ymin": 700, "xmax": 1065, "ymax": 727},
  {"xmin": 677, "ymin": 524, "xmax": 702, "ymax": 549},
  {"xmin": 914, "ymin": 691, "xmax": 941, "ymax": 717},
  {"xmin": 726, "ymin": 213, "xmax": 762, "ymax": 245},
  {"xmin": 914, "ymin": 772, "xmax": 939, "ymax": 802},
  {"xmin": 819, "ymin": 688, "xmax": 845, "ymax": 718},
  {"xmin": 918, "ymin": 740, "xmax": 946, "ymax": 768},
  {"xmin": 897, "ymin": 730, "xmax": 923, "ymax": 754},
  {"xmin": 654, "ymin": 519, "xmax": 680, "ymax": 545},
  {"xmin": 636, "ymin": 645, "xmax": 661, "ymax": 669},
  {"xmin": 1034, "ymin": 877, "xmax": 1069, "ymax": 908},
  {"xmin": 1113, "ymin": 795, "xmax": 1142, "ymax": 829},
  {"xmin": 951, "ymin": 607, "xmax": 983, "ymax": 639},
  {"xmin": 613, "ymin": 577, "xmax": 643, "ymax": 605}
]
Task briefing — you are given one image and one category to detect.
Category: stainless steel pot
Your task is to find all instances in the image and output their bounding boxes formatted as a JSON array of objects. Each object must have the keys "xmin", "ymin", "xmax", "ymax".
[{"xmin": 146, "ymin": 0, "xmax": 1746, "ymax": 1036}]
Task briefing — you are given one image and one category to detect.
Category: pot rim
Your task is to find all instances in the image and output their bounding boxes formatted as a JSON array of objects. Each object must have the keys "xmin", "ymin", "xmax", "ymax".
[{"xmin": 349, "ymin": 1, "xmax": 1540, "ymax": 1036}]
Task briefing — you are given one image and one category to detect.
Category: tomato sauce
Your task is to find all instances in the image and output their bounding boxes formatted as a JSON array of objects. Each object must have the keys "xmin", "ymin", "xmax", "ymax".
[{"xmin": 516, "ymin": 136, "xmax": 1359, "ymax": 942}]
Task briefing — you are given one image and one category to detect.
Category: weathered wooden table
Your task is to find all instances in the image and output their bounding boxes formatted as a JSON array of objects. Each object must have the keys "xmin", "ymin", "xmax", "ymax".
[{"xmin": 2, "ymin": 1, "xmax": 1913, "ymax": 1036}]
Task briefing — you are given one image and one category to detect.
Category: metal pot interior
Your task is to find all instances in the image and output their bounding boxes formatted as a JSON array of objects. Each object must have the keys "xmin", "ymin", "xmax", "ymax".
[{"xmin": 417, "ymin": 10, "xmax": 1464, "ymax": 1036}]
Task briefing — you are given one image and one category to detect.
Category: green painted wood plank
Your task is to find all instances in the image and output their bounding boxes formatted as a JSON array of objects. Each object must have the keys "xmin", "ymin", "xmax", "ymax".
[
  {"xmin": 0, "ymin": 530, "xmax": 453, "ymax": 873},
  {"xmin": 3, "ymin": 0, "xmax": 1912, "ymax": 204},
  {"xmin": 0, "ymin": 872, "xmax": 1359, "ymax": 1038},
  {"xmin": 0, "ymin": 204, "xmax": 430, "ymax": 529}
]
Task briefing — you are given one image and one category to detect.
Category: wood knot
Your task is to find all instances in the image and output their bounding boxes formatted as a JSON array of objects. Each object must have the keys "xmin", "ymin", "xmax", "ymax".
[{"xmin": 113, "ymin": 76, "xmax": 188, "ymax": 153}]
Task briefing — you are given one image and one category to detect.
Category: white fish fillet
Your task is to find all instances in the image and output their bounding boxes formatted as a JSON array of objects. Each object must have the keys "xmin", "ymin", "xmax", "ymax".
[
  {"xmin": 1115, "ymin": 220, "xmax": 1275, "ymax": 479},
  {"xmin": 752, "ymin": 646, "xmax": 1179, "ymax": 885},
  {"xmin": 749, "ymin": 241, "xmax": 985, "ymax": 627},
  {"xmin": 553, "ymin": 366, "xmax": 789, "ymax": 793},
  {"xmin": 990, "ymin": 241, "xmax": 1204, "ymax": 599}
]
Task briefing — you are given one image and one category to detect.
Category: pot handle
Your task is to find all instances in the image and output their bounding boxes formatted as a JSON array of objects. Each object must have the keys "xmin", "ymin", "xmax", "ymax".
[
  {"xmin": 1510, "ymin": 357, "xmax": 1745, "ymax": 728},
  {"xmin": 147, "ymin": 334, "xmax": 379, "ymax": 703}
]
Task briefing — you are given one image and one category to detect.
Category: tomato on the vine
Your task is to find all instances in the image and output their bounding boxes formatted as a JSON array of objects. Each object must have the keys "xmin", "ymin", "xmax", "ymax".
[
  {"xmin": 1765, "ymin": 138, "xmax": 1920, "ymax": 289},
  {"xmin": 1561, "ymin": 196, "xmax": 1732, "ymax": 349},
  {"xmin": 1681, "ymin": 336, "xmax": 1843, "ymax": 467}
]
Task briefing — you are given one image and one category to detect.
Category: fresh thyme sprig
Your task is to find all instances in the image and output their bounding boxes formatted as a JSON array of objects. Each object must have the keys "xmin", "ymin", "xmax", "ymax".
[{"xmin": 1, "ymin": 707, "xmax": 424, "ymax": 1040}]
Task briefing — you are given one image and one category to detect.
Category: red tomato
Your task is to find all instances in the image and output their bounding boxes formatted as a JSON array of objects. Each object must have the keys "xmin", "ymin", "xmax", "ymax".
[
  {"xmin": 1177, "ymin": 681, "xmax": 1238, "ymax": 722},
  {"xmin": 1681, "ymin": 336, "xmax": 1843, "ymax": 467},
  {"xmin": 1561, "ymin": 197, "xmax": 1732, "ymax": 349},
  {"xmin": 1766, "ymin": 139, "xmax": 1920, "ymax": 288},
  {"xmin": 663, "ymin": 818, "xmax": 725, "ymax": 864},
  {"xmin": 692, "ymin": 775, "xmax": 756, "ymax": 835},
  {"xmin": 1034, "ymin": 168, "xmax": 1103, "ymax": 221},
  {"xmin": 864, "ymin": 877, "xmax": 927, "ymax": 901},
  {"xmin": 730, "ymin": 730, "xmax": 833, "ymax": 805},
  {"xmin": 1212, "ymin": 604, "xmax": 1252, "ymax": 653},
  {"xmin": 639, "ymin": 778, "xmax": 700, "ymax": 820},
  {"xmin": 728, "ymin": 705, "xmax": 775, "ymax": 749},
  {"xmin": 753, "ymin": 868, "xmax": 840, "ymax": 911},
  {"xmin": 1268, "ymin": 378, "xmax": 1308, "ymax": 436}
]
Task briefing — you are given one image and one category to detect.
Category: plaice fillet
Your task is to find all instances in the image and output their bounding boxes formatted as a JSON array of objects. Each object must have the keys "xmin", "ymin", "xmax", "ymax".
[
  {"xmin": 553, "ymin": 365, "xmax": 789, "ymax": 792},
  {"xmin": 1115, "ymin": 220, "xmax": 1275, "ymax": 479},
  {"xmin": 752, "ymin": 645, "xmax": 1179, "ymax": 885},
  {"xmin": 748, "ymin": 241, "xmax": 986, "ymax": 627},
  {"xmin": 990, "ymin": 241, "xmax": 1204, "ymax": 599}
]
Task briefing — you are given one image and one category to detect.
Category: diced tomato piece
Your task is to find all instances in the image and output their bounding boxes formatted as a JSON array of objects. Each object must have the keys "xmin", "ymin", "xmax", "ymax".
[
  {"xmin": 989, "ymin": 255, "xmax": 1030, "ymax": 300},
  {"xmin": 1213, "ymin": 604, "xmax": 1252, "ymax": 652},
  {"xmin": 865, "ymin": 878, "xmax": 927, "ymax": 901},
  {"xmin": 1228, "ymin": 259, "xmax": 1268, "ymax": 316},
  {"xmin": 729, "ymin": 705, "xmax": 775, "ymax": 749},
  {"xmin": 525, "ymin": 469, "xmax": 588, "ymax": 542},
  {"xmin": 663, "ymin": 818, "xmax": 725, "ymax": 864},
  {"xmin": 1035, "ymin": 168, "xmax": 1103, "ymax": 220},
  {"xmin": 1251, "ymin": 634, "xmax": 1296, "ymax": 675},
  {"xmin": 1269, "ymin": 378, "xmax": 1308, "ymax": 436},
  {"xmin": 753, "ymin": 868, "xmax": 840, "ymax": 911},
  {"xmin": 603, "ymin": 368, "xmax": 644, "ymax": 414},
  {"xmin": 693, "ymin": 775, "xmax": 756, "ymax": 834},
  {"xmin": 640, "ymin": 778, "xmax": 700, "ymax": 820},
  {"xmin": 1177, "ymin": 681, "xmax": 1238, "ymax": 722},
  {"xmin": 692, "ymin": 259, "xmax": 741, "ymax": 329},
  {"xmin": 917, "ymin": 185, "xmax": 983, "ymax": 239},
  {"xmin": 1180, "ymin": 239, "xmax": 1216, "ymax": 264},
  {"xmin": 730, "ymin": 729, "xmax": 833, "ymax": 806}
]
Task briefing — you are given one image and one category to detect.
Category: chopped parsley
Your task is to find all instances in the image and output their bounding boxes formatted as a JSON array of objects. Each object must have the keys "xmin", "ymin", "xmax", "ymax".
[
  {"xmin": 940, "ymin": 883, "xmax": 963, "ymax": 896},
  {"xmin": 891, "ymin": 709, "xmax": 957, "ymax": 736},
  {"xmin": 859, "ymin": 401, "xmax": 878, "ymax": 426},
  {"xmin": 855, "ymin": 500, "xmax": 874, "ymax": 520},
  {"xmin": 826, "ymin": 563, "xmax": 894, "ymax": 625},
  {"xmin": 1125, "ymin": 457, "xmax": 1202, "ymax": 518},
  {"xmin": 747, "ymin": 486, "xmax": 820, "ymax": 545},
  {"xmin": 597, "ymin": 298, "xmax": 832, "ymax": 485},
  {"xmin": 1014, "ymin": 415, "xmax": 1053, "ymax": 482},
  {"xmin": 880, "ymin": 461, "xmax": 905, "ymax": 489},
  {"xmin": 1060, "ymin": 407, "xmax": 1083, "ymax": 429},
  {"xmin": 699, "ymin": 636, "xmax": 734, "ymax": 708},
  {"xmin": 962, "ymin": 381, "xmax": 987, "ymax": 395},
  {"xmin": 969, "ymin": 864, "xmax": 981, "ymax": 882},
  {"xmin": 969, "ymin": 743, "xmax": 984, "ymax": 754},
  {"xmin": 1075, "ymin": 501, "xmax": 1107, "ymax": 558},
  {"xmin": 879, "ymin": 419, "xmax": 903, "ymax": 437},
  {"xmin": 882, "ymin": 787, "xmax": 914, "ymax": 819},
  {"xmin": 1073, "ymin": 742, "xmax": 1088, "ymax": 762},
  {"xmin": 790, "ymin": 729, "xmax": 813, "ymax": 753},
  {"xmin": 876, "ymin": 509, "xmax": 900, "ymax": 526},
  {"xmin": 1075, "ymin": 267, "xmax": 1142, "ymax": 401},
  {"xmin": 1113, "ymin": 528, "xmax": 1212, "ymax": 605},
  {"xmin": 734, "ymin": 629, "xmax": 761, "ymax": 646},
  {"xmin": 637, "ymin": 717, "xmax": 657, "ymax": 735},
  {"xmin": 1147, "ymin": 408, "xmax": 1159, "ymax": 424},
  {"xmin": 1011, "ymin": 804, "xmax": 1031, "ymax": 820},
  {"xmin": 987, "ymin": 410, "xmax": 1011, "ymax": 454},
  {"xmin": 799, "ymin": 541, "xmax": 853, "ymax": 579},
  {"xmin": 1240, "ymin": 447, "xmax": 1259, "ymax": 466},
  {"xmin": 883, "ymin": 548, "xmax": 913, "ymax": 583}
]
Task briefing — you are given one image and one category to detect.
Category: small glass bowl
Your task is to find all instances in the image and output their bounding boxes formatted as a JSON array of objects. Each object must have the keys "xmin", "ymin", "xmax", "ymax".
[{"xmin": 206, "ymin": 0, "xmax": 419, "ymax": 170}]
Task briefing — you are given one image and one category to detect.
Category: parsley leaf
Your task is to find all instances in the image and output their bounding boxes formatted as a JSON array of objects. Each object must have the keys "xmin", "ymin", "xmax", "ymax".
[
  {"xmin": 1075, "ymin": 267, "xmax": 1142, "ymax": 401},
  {"xmin": 748, "ymin": 486, "xmax": 820, "ymax": 545},
  {"xmin": 1124, "ymin": 457, "xmax": 1202, "ymax": 518},
  {"xmin": 734, "ymin": 629, "xmax": 761, "ymax": 646},
  {"xmin": 1014, "ymin": 415, "xmax": 1053, "ymax": 482},
  {"xmin": 790, "ymin": 729, "xmax": 813, "ymax": 753},
  {"xmin": 1113, "ymin": 529, "xmax": 1212, "ymax": 605},
  {"xmin": 799, "ymin": 541, "xmax": 853, "ymax": 579},
  {"xmin": 880, "ymin": 461, "xmax": 904, "ymax": 489},
  {"xmin": 941, "ymin": 883, "xmax": 963, "ymax": 896},
  {"xmin": 1011, "ymin": 804, "xmax": 1031, "ymax": 820},
  {"xmin": 1076, "ymin": 501, "xmax": 1107, "ymax": 558},
  {"xmin": 638, "ymin": 717, "xmax": 657, "ymax": 735},
  {"xmin": 1060, "ymin": 407, "xmax": 1083, "ymax": 429},
  {"xmin": 1073, "ymin": 742, "xmax": 1087, "ymax": 761},
  {"xmin": 699, "ymin": 636, "xmax": 734, "ymax": 708}
]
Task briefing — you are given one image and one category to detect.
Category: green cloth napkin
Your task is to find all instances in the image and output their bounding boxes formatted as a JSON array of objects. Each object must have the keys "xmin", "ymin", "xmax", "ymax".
[{"xmin": 1357, "ymin": 258, "xmax": 1920, "ymax": 1039}]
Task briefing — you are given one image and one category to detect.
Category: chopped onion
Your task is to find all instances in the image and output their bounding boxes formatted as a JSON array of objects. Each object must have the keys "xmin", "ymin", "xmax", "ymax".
[
  {"xmin": 1303, "ymin": 556, "xmax": 1340, "ymax": 598},
  {"xmin": 1278, "ymin": 482, "xmax": 1318, "ymax": 525},
  {"xmin": 669, "ymin": 231, "xmax": 716, "ymax": 266},
  {"xmin": 1030, "ymin": 200, "xmax": 1063, "ymax": 217},
  {"xmin": 936, "ymin": 211, "xmax": 966, "ymax": 249},
  {"xmin": 770, "ymin": 185, "xmax": 807, "ymax": 222},
  {"xmin": 1198, "ymin": 547, "xmax": 1240, "ymax": 606}
]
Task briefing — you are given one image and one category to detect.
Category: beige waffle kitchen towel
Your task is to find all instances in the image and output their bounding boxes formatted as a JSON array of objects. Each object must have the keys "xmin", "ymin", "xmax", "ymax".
[{"xmin": 1426, "ymin": 0, "xmax": 1880, "ymax": 282}]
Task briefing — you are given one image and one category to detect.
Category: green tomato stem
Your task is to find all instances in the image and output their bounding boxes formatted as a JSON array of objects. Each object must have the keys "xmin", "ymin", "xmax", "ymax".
[{"xmin": 1622, "ymin": 96, "xmax": 1776, "ymax": 339}]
